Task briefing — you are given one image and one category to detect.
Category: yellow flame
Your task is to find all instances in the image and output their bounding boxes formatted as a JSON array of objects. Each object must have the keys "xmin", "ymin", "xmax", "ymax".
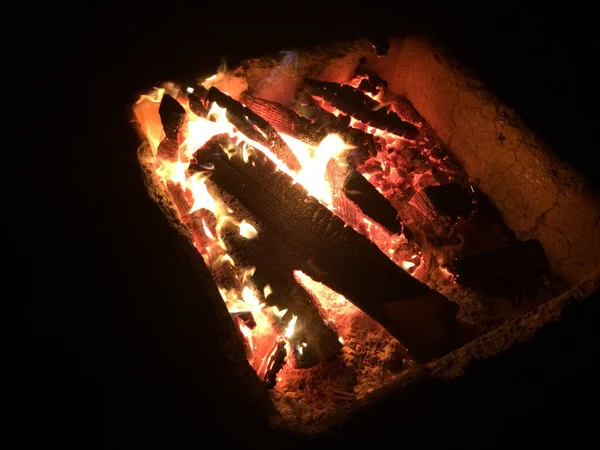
[
  {"xmin": 263, "ymin": 284, "xmax": 273, "ymax": 298},
  {"xmin": 238, "ymin": 220, "xmax": 258, "ymax": 239},
  {"xmin": 284, "ymin": 315, "xmax": 298, "ymax": 339},
  {"xmin": 401, "ymin": 261, "xmax": 415, "ymax": 271},
  {"xmin": 280, "ymin": 133, "xmax": 353, "ymax": 207}
]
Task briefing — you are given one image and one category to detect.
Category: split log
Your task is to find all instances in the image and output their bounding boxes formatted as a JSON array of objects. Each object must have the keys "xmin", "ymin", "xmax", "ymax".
[
  {"xmin": 260, "ymin": 339, "xmax": 287, "ymax": 389},
  {"xmin": 190, "ymin": 135, "xmax": 464, "ymax": 363},
  {"xmin": 205, "ymin": 86, "xmax": 301, "ymax": 171},
  {"xmin": 304, "ymin": 79, "xmax": 420, "ymax": 140},
  {"xmin": 410, "ymin": 182, "xmax": 475, "ymax": 223},
  {"xmin": 444, "ymin": 239, "xmax": 549, "ymax": 285}
]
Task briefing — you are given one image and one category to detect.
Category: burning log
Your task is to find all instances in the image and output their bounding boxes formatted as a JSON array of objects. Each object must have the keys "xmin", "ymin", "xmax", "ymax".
[
  {"xmin": 444, "ymin": 239, "xmax": 549, "ymax": 285},
  {"xmin": 215, "ymin": 205, "xmax": 342, "ymax": 368},
  {"xmin": 240, "ymin": 93, "xmax": 403, "ymax": 235},
  {"xmin": 294, "ymin": 91, "xmax": 378, "ymax": 160},
  {"xmin": 190, "ymin": 135, "xmax": 464, "ymax": 363},
  {"xmin": 410, "ymin": 182, "xmax": 475, "ymax": 223},
  {"xmin": 205, "ymin": 87, "xmax": 301, "ymax": 171},
  {"xmin": 303, "ymin": 79, "xmax": 420, "ymax": 140}
]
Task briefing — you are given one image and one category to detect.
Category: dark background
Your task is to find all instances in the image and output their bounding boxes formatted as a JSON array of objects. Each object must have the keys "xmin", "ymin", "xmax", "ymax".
[{"xmin": 17, "ymin": 1, "xmax": 598, "ymax": 449}]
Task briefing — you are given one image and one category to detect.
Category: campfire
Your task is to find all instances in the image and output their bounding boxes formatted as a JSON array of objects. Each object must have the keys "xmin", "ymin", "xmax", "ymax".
[{"xmin": 132, "ymin": 37, "xmax": 598, "ymax": 425}]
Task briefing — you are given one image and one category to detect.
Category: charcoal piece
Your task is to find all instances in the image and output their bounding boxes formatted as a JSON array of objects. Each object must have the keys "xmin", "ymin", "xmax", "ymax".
[
  {"xmin": 157, "ymin": 94, "xmax": 187, "ymax": 160},
  {"xmin": 261, "ymin": 339, "xmax": 287, "ymax": 389}
]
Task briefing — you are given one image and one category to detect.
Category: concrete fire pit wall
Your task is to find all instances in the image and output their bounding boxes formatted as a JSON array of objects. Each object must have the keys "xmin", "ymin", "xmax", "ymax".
[{"xmin": 363, "ymin": 37, "xmax": 600, "ymax": 286}]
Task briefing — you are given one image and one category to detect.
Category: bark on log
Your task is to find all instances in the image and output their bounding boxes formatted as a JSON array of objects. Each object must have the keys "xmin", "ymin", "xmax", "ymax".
[
  {"xmin": 205, "ymin": 87, "xmax": 301, "ymax": 171},
  {"xmin": 241, "ymin": 93, "xmax": 328, "ymax": 147},
  {"xmin": 304, "ymin": 79, "xmax": 420, "ymax": 139},
  {"xmin": 190, "ymin": 135, "xmax": 464, "ymax": 363}
]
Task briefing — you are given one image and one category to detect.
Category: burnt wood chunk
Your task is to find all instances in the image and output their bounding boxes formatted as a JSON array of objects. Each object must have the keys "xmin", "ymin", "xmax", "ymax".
[
  {"xmin": 190, "ymin": 135, "xmax": 463, "ymax": 363},
  {"xmin": 260, "ymin": 339, "xmax": 287, "ymax": 389},
  {"xmin": 159, "ymin": 94, "xmax": 186, "ymax": 138},
  {"xmin": 445, "ymin": 239, "xmax": 549, "ymax": 285},
  {"xmin": 158, "ymin": 94, "xmax": 187, "ymax": 160},
  {"xmin": 304, "ymin": 79, "xmax": 420, "ymax": 139},
  {"xmin": 410, "ymin": 182, "xmax": 475, "ymax": 222},
  {"xmin": 205, "ymin": 87, "xmax": 301, "ymax": 171}
]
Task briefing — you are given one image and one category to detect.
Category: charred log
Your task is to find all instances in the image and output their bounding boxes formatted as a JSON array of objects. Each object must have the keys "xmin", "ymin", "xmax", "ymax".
[
  {"xmin": 205, "ymin": 87, "xmax": 301, "ymax": 171},
  {"xmin": 304, "ymin": 79, "xmax": 420, "ymax": 139},
  {"xmin": 214, "ymin": 204, "xmax": 342, "ymax": 368},
  {"xmin": 444, "ymin": 239, "xmax": 549, "ymax": 286},
  {"xmin": 190, "ymin": 135, "xmax": 464, "ymax": 363}
]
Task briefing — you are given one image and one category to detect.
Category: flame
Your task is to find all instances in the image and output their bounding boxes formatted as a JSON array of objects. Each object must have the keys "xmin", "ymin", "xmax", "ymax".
[
  {"xmin": 284, "ymin": 315, "xmax": 298, "ymax": 339},
  {"xmin": 280, "ymin": 133, "xmax": 353, "ymax": 207},
  {"xmin": 238, "ymin": 220, "xmax": 258, "ymax": 239}
]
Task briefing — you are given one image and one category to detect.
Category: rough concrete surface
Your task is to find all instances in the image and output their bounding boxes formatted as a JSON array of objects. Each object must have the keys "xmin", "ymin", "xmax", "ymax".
[{"xmin": 364, "ymin": 37, "xmax": 600, "ymax": 285}]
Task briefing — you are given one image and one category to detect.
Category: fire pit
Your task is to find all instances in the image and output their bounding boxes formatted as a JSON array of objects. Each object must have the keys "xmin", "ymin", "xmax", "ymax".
[{"xmin": 132, "ymin": 36, "xmax": 600, "ymax": 430}]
